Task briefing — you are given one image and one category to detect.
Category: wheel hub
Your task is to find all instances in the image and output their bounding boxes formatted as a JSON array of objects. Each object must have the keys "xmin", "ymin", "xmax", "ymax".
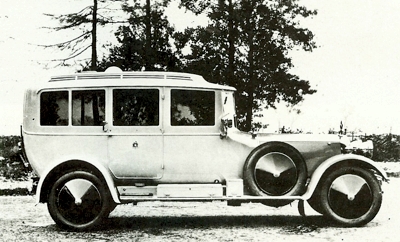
[
  {"xmin": 75, "ymin": 198, "xmax": 82, "ymax": 206},
  {"xmin": 347, "ymin": 195, "xmax": 355, "ymax": 201}
]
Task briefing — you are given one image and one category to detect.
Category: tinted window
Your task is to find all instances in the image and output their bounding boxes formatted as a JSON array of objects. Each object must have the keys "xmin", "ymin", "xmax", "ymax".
[
  {"xmin": 72, "ymin": 90, "xmax": 105, "ymax": 126},
  {"xmin": 113, "ymin": 89, "xmax": 159, "ymax": 126},
  {"xmin": 40, "ymin": 91, "xmax": 69, "ymax": 126},
  {"xmin": 171, "ymin": 90, "xmax": 215, "ymax": 126}
]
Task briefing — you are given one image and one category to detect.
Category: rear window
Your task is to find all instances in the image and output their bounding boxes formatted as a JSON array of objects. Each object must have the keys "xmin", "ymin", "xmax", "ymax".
[{"xmin": 40, "ymin": 91, "xmax": 69, "ymax": 126}]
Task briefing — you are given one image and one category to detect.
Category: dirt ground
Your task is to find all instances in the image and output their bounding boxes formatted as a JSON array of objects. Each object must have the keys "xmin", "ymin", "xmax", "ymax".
[{"xmin": 0, "ymin": 178, "xmax": 398, "ymax": 241}]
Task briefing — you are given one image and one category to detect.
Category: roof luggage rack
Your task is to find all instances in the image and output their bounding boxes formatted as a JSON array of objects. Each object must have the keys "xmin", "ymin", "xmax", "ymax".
[{"xmin": 50, "ymin": 66, "xmax": 194, "ymax": 82}]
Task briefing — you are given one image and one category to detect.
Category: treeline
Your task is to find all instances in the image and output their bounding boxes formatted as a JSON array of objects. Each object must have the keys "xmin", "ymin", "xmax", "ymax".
[
  {"xmin": 0, "ymin": 136, "xmax": 29, "ymax": 180},
  {"xmin": 364, "ymin": 134, "xmax": 400, "ymax": 162}
]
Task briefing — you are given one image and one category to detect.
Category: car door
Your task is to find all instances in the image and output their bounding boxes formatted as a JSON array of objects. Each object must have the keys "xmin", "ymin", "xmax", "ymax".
[
  {"xmin": 108, "ymin": 88, "xmax": 164, "ymax": 179},
  {"xmin": 162, "ymin": 88, "xmax": 226, "ymax": 183}
]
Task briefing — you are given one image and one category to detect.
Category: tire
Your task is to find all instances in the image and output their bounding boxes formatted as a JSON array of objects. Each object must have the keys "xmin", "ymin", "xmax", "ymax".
[
  {"xmin": 320, "ymin": 166, "xmax": 382, "ymax": 226},
  {"xmin": 243, "ymin": 142, "xmax": 307, "ymax": 207},
  {"xmin": 106, "ymin": 202, "xmax": 117, "ymax": 215},
  {"xmin": 47, "ymin": 171, "xmax": 112, "ymax": 231}
]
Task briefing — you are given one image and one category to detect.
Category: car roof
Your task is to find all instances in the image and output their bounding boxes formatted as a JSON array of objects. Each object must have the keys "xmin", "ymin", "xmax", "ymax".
[{"xmin": 33, "ymin": 68, "xmax": 236, "ymax": 92}]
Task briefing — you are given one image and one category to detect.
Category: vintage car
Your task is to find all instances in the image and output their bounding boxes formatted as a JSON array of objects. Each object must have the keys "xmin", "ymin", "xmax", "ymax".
[{"xmin": 21, "ymin": 67, "xmax": 387, "ymax": 231}]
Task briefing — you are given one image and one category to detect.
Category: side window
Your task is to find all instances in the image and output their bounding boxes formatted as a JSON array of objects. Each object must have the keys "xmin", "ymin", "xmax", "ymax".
[
  {"xmin": 40, "ymin": 91, "xmax": 69, "ymax": 126},
  {"xmin": 72, "ymin": 90, "xmax": 105, "ymax": 126},
  {"xmin": 113, "ymin": 89, "xmax": 159, "ymax": 126},
  {"xmin": 171, "ymin": 89, "xmax": 215, "ymax": 126}
]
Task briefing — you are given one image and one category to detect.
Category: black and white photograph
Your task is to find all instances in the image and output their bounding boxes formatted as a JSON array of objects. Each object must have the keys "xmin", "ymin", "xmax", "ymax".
[{"xmin": 0, "ymin": 0, "xmax": 399, "ymax": 241}]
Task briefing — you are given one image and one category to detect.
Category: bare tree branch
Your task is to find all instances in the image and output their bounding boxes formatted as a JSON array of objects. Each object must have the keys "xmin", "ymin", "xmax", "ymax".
[
  {"xmin": 40, "ymin": 0, "xmax": 127, "ymax": 70},
  {"xmin": 44, "ymin": 6, "xmax": 92, "ymax": 20},
  {"xmin": 37, "ymin": 31, "xmax": 91, "ymax": 49},
  {"xmin": 51, "ymin": 45, "xmax": 92, "ymax": 62}
]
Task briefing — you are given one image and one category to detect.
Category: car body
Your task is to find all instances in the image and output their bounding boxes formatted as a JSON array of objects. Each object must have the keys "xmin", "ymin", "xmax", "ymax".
[{"xmin": 21, "ymin": 67, "xmax": 387, "ymax": 230}]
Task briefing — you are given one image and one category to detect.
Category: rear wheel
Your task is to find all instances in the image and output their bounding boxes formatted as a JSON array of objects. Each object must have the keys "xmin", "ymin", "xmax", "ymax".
[
  {"xmin": 47, "ymin": 171, "xmax": 111, "ymax": 231},
  {"xmin": 243, "ymin": 142, "xmax": 307, "ymax": 207},
  {"xmin": 320, "ymin": 166, "xmax": 382, "ymax": 226}
]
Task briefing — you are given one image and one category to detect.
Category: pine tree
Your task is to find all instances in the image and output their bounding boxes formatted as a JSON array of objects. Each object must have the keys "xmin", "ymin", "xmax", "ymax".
[
  {"xmin": 98, "ymin": 0, "xmax": 179, "ymax": 71},
  {"xmin": 41, "ymin": 0, "xmax": 125, "ymax": 70},
  {"xmin": 178, "ymin": 0, "xmax": 317, "ymax": 131}
]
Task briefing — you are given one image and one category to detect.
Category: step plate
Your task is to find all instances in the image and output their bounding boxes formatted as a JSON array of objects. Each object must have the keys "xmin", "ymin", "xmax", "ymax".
[{"xmin": 157, "ymin": 184, "xmax": 223, "ymax": 198}]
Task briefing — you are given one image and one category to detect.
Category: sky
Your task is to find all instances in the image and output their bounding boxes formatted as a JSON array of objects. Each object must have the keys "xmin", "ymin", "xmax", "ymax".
[{"xmin": 0, "ymin": 0, "xmax": 400, "ymax": 135}]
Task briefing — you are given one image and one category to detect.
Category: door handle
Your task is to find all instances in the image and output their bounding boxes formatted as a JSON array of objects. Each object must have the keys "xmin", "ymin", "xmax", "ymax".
[
  {"xmin": 133, "ymin": 141, "xmax": 138, "ymax": 148},
  {"xmin": 102, "ymin": 121, "xmax": 108, "ymax": 132}
]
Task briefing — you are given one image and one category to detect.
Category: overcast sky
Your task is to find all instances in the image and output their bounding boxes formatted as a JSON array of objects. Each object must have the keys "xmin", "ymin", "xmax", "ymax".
[{"xmin": 1, "ymin": 0, "xmax": 400, "ymax": 135}]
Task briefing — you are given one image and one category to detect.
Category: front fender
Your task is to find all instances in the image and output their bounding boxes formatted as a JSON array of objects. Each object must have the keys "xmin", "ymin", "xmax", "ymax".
[
  {"xmin": 35, "ymin": 160, "xmax": 120, "ymax": 204},
  {"xmin": 303, "ymin": 154, "xmax": 388, "ymax": 200}
]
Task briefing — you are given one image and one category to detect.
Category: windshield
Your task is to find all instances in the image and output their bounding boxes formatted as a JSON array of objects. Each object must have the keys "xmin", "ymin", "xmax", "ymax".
[{"xmin": 222, "ymin": 91, "xmax": 236, "ymax": 128}]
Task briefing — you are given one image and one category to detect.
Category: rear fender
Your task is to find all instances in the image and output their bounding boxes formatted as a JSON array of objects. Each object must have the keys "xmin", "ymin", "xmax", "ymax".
[
  {"xmin": 303, "ymin": 154, "xmax": 387, "ymax": 200},
  {"xmin": 36, "ymin": 160, "xmax": 120, "ymax": 204}
]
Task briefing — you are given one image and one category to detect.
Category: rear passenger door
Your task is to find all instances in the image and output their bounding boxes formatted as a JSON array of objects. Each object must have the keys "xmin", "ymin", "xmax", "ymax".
[{"xmin": 108, "ymin": 88, "xmax": 164, "ymax": 179}]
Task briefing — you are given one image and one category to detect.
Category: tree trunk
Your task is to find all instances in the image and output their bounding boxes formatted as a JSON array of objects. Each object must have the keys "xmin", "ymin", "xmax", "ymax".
[
  {"xmin": 227, "ymin": 0, "xmax": 235, "ymax": 87},
  {"xmin": 246, "ymin": 43, "xmax": 255, "ymax": 132},
  {"xmin": 145, "ymin": 0, "xmax": 152, "ymax": 70},
  {"xmin": 91, "ymin": 0, "xmax": 98, "ymax": 71},
  {"xmin": 244, "ymin": 0, "xmax": 255, "ymax": 132}
]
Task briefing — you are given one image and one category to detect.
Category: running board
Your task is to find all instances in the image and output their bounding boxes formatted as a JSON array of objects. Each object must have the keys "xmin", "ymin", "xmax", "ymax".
[
  {"xmin": 119, "ymin": 195, "xmax": 304, "ymax": 202},
  {"xmin": 117, "ymin": 182, "xmax": 305, "ymax": 203}
]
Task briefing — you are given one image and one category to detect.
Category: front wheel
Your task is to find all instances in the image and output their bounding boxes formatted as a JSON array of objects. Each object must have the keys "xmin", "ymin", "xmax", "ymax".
[
  {"xmin": 320, "ymin": 166, "xmax": 382, "ymax": 226},
  {"xmin": 47, "ymin": 171, "xmax": 112, "ymax": 231}
]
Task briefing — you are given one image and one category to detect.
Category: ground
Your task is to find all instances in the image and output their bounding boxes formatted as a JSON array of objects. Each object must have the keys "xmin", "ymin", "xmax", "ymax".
[{"xmin": 0, "ymin": 178, "xmax": 398, "ymax": 241}]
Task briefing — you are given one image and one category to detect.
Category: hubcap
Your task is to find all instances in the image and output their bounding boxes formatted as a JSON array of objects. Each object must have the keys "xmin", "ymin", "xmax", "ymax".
[
  {"xmin": 56, "ymin": 178, "xmax": 102, "ymax": 225},
  {"xmin": 254, "ymin": 152, "xmax": 297, "ymax": 196},
  {"xmin": 328, "ymin": 174, "xmax": 372, "ymax": 219}
]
